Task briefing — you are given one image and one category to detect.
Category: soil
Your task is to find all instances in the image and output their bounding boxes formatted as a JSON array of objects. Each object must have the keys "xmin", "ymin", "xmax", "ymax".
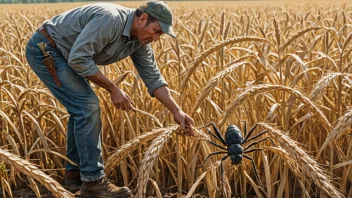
[{"xmin": 11, "ymin": 187, "xmax": 209, "ymax": 198}]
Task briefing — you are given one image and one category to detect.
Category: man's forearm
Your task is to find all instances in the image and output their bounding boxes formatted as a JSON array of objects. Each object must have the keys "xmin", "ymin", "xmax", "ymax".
[
  {"xmin": 86, "ymin": 70, "xmax": 116, "ymax": 92},
  {"xmin": 154, "ymin": 86, "xmax": 194, "ymax": 135},
  {"xmin": 154, "ymin": 86, "xmax": 181, "ymax": 114}
]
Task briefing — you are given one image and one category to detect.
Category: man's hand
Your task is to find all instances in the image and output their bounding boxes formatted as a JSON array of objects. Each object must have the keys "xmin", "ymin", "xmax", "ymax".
[
  {"xmin": 86, "ymin": 71, "xmax": 135, "ymax": 111},
  {"xmin": 154, "ymin": 86, "xmax": 195, "ymax": 136},
  {"xmin": 173, "ymin": 110, "xmax": 194, "ymax": 136},
  {"xmin": 110, "ymin": 87, "xmax": 135, "ymax": 111}
]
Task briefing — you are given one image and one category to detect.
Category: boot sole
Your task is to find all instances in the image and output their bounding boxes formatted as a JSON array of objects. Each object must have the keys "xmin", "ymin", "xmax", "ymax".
[{"xmin": 80, "ymin": 189, "xmax": 131, "ymax": 198}]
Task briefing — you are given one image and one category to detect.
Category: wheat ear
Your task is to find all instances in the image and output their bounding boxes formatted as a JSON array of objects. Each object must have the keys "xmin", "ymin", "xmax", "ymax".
[
  {"xmin": 0, "ymin": 148, "xmax": 74, "ymax": 198},
  {"xmin": 136, "ymin": 126, "xmax": 178, "ymax": 197},
  {"xmin": 311, "ymin": 72, "xmax": 344, "ymax": 101},
  {"xmin": 259, "ymin": 123, "xmax": 343, "ymax": 198},
  {"xmin": 105, "ymin": 128, "xmax": 167, "ymax": 174},
  {"xmin": 219, "ymin": 84, "xmax": 332, "ymax": 131},
  {"xmin": 318, "ymin": 108, "xmax": 352, "ymax": 157}
]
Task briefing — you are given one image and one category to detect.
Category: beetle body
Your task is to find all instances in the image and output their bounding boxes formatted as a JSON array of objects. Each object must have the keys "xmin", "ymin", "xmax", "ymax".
[
  {"xmin": 225, "ymin": 124, "xmax": 244, "ymax": 145},
  {"xmin": 201, "ymin": 122, "xmax": 274, "ymax": 196}
]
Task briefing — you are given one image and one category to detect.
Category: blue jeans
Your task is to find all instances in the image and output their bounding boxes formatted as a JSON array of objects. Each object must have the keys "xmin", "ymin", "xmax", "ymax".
[{"xmin": 25, "ymin": 31, "xmax": 105, "ymax": 182}]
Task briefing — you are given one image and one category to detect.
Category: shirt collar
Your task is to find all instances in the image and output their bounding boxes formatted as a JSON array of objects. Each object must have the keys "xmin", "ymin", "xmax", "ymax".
[{"xmin": 122, "ymin": 10, "xmax": 135, "ymax": 40}]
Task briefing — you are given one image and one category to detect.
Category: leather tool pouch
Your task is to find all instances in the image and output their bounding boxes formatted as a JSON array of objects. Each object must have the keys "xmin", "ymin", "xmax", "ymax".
[
  {"xmin": 42, "ymin": 55, "xmax": 61, "ymax": 87},
  {"xmin": 37, "ymin": 42, "xmax": 61, "ymax": 88}
]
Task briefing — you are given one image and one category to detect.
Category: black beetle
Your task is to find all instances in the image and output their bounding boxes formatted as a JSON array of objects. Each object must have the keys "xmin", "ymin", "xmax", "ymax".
[{"xmin": 200, "ymin": 122, "xmax": 274, "ymax": 192}]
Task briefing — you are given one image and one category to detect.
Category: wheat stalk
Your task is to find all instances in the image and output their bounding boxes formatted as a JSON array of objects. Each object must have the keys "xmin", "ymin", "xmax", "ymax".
[
  {"xmin": 280, "ymin": 26, "xmax": 322, "ymax": 51},
  {"xmin": 180, "ymin": 36, "xmax": 275, "ymax": 93},
  {"xmin": 318, "ymin": 108, "xmax": 352, "ymax": 157},
  {"xmin": 193, "ymin": 128, "xmax": 212, "ymax": 142},
  {"xmin": 311, "ymin": 72, "xmax": 344, "ymax": 101},
  {"xmin": 185, "ymin": 161, "xmax": 221, "ymax": 198},
  {"xmin": 219, "ymin": 84, "xmax": 332, "ymax": 131},
  {"xmin": 259, "ymin": 123, "xmax": 344, "ymax": 198},
  {"xmin": 136, "ymin": 126, "xmax": 178, "ymax": 197},
  {"xmin": 268, "ymin": 147, "xmax": 311, "ymax": 197},
  {"xmin": 190, "ymin": 62, "xmax": 247, "ymax": 116},
  {"xmin": 105, "ymin": 127, "xmax": 167, "ymax": 174},
  {"xmin": 0, "ymin": 148, "xmax": 74, "ymax": 198},
  {"xmin": 273, "ymin": 17, "xmax": 281, "ymax": 47}
]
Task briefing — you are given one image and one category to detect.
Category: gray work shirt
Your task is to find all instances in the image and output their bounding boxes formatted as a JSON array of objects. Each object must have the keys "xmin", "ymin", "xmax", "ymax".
[{"xmin": 44, "ymin": 3, "xmax": 168, "ymax": 96}]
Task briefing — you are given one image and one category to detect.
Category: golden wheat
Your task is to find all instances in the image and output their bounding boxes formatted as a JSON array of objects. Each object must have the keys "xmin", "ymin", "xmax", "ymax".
[
  {"xmin": 1, "ymin": 1, "xmax": 352, "ymax": 197},
  {"xmin": 136, "ymin": 126, "xmax": 178, "ymax": 197},
  {"xmin": 0, "ymin": 148, "xmax": 73, "ymax": 198},
  {"xmin": 259, "ymin": 123, "xmax": 343, "ymax": 198}
]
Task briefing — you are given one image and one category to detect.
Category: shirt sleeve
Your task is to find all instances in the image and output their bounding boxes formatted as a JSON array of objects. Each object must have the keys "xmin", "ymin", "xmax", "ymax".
[
  {"xmin": 130, "ymin": 45, "xmax": 168, "ymax": 97},
  {"xmin": 68, "ymin": 14, "xmax": 117, "ymax": 77}
]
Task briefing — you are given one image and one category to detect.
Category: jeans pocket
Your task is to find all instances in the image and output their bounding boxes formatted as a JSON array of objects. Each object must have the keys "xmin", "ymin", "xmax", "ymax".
[{"xmin": 25, "ymin": 40, "xmax": 50, "ymax": 73}]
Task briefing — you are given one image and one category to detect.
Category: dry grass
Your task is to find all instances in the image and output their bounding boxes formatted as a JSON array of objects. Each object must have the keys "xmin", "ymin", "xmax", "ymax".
[
  {"xmin": 1, "ymin": 1, "xmax": 352, "ymax": 197},
  {"xmin": 104, "ymin": 127, "xmax": 166, "ymax": 175},
  {"xmin": 0, "ymin": 148, "xmax": 73, "ymax": 198},
  {"xmin": 259, "ymin": 123, "xmax": 343, "ymax": 198},
  {"xmin": 319, "ymin": 108, "xmax": 352, "ymax": 157},
  {"xmin": 136, "ymin": 126, "xmax": 178, "ymax": 197}
]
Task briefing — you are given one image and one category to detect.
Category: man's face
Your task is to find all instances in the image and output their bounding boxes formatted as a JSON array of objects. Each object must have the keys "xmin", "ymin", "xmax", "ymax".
[{"xmin": 137, "ymin": 14, "xmax": 164, "ymax": 46}]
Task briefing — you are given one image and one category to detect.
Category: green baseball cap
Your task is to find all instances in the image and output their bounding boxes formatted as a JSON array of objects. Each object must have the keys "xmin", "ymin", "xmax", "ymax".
[{"xmin": 142, "ymin": 0, "xmax": 176, "ymax": 38}]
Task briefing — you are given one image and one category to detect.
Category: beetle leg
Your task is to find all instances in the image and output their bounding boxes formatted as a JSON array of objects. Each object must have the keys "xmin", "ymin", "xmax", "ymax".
[
  {"xmin": 210, "ymin": 122, "xmax": 227, "ymax": 145},
  {"xmin": 220, "ymin": 155, "xmax": 229, "ymax": 177},
  {"xmin": 209, "ymin": 140, "xmax": 227, "ymax": 151},
  {"xmin": 206, "ymin": 127, "xmax": 224, "ymax": 144},
  {"xmin": 199, "ymin": 151, "xmax": 227, "ymax": 168},
  {"xmin": 198, "ymin": 123, "xmax": 227, "ymax": 145},
  {"xmin": 244, "ymin": 137, "xmax": 275, "ymax": 151},
  {"xmin": 244, "ymin": 148, "xmax": 262, "ymax": 153},
  {"xmin": 243, "ymin": 124, "xmax": 258, "ymax": 143},
  {"xmin": 245, "ymin": 130, "xmax": 269, "ymax": 143},
  {"xmin": 243, "ymin": 154, "xmax": 267, "ymax": 197}
]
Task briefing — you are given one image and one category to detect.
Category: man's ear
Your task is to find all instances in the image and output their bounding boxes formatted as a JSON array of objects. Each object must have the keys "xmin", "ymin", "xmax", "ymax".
[{"xmin": 139, "ymin": 13, "xmax": 148, "ymax": 25}]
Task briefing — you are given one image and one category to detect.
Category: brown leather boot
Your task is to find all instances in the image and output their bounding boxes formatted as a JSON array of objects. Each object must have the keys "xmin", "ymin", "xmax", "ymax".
[
  {"xmin": 80, "ymin": 178, "xmax": 131, "ymax": 198},
  {"xmin": 64, "ymin": 170, "xmax": 82, "ymax": 186}
]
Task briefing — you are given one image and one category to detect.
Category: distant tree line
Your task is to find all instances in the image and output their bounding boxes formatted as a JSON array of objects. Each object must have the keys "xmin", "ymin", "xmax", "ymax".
[{"xmin": 0, "ymin": 0, "xmax": 101, "ymax": 3}]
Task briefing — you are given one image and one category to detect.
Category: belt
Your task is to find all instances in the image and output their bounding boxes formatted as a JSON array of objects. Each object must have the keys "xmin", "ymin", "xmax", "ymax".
[{"xmin": 38, "ymin": 26, "xmax": 57, "ymax": 48}]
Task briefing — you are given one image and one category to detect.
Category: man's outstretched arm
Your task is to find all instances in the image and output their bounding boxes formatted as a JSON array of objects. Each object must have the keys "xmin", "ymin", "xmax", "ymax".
[{"xmin": 154, "ymin": 86, "xmax": 194, "ymax": 136}]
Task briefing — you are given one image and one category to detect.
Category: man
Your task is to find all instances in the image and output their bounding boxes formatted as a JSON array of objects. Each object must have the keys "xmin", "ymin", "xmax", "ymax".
[{"xmin": 25, "ymin": 1, "xmax": 194, "ymax": 197}]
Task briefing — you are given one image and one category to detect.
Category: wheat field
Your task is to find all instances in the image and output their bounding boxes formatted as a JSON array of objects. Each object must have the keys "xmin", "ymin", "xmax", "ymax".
[{"xmin": 0, "ymin": 0, "xmax": 352, "ymax": 197}]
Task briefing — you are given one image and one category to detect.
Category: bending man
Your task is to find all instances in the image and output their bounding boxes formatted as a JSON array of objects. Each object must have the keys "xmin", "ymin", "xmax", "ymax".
[{"xmin": 25, "ymin": 1, "xmax": 194, "ymax": 197}]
